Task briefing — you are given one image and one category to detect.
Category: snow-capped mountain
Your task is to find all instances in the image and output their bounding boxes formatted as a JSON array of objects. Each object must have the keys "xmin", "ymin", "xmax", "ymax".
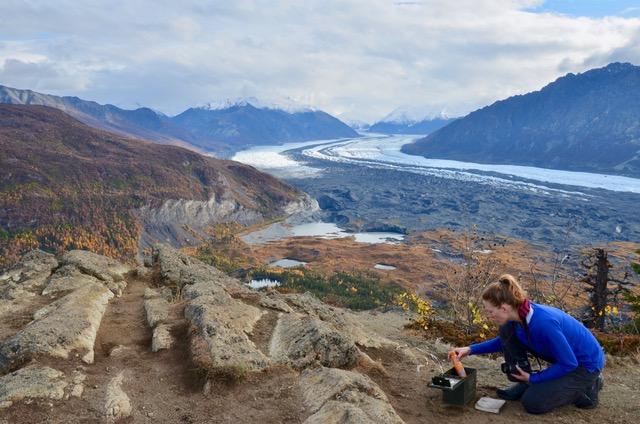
[
  {"xmin": 369, "ymin": 106, "xmax": 455, "ymax": 134},
  {"xmin": 402, "ymin": 62, "xmax": 640, "ymax": 177},
  {"xmin": 0, "ymin": 85, "xmax": 357, "ymax": 155},
  {"xmin": 197, "ymin": 96, "xmax": 317, "ymax": 114}
]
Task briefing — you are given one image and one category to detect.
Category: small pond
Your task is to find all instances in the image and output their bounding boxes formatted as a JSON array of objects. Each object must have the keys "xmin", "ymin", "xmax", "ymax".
[
  {"xmin": 268, "ymin": 258, "xmax": 308, "ymax": 268},
  {"xmin": 247, "ymin": 278, "xmax": 282, "ymax": 289},
  {"xmin": 242, "ymin": 221, "xmax": 405, "ymax": 245}
]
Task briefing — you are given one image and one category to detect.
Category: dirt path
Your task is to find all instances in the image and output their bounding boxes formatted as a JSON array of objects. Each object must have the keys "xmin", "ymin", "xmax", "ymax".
[
  {"xmin": 1, "ymin": 274, "xmax": 305, "ymax": 423},
  {"xmin": 2, "ymin": 277, "xmax": 638, "ymax": 423}
]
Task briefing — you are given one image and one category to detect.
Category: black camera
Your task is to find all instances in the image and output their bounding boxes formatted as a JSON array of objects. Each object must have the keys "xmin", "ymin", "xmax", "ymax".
[{"xmin": 501, "ymin": 358, "xmax": 532, "ymax": 382}]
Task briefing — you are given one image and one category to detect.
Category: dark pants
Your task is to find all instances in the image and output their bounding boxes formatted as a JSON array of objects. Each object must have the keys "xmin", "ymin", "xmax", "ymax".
[{"xmin": 499, "ymin": 323, "xmax": 601, "ymax": 414}]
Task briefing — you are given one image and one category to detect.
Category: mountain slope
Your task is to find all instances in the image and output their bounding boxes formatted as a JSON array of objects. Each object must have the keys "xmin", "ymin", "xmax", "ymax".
[
  {"xmin": 369, "ymin": 117, "xmax": 454, "ymax": 135},
  {"xmin": 0, "ymin": 85, "xmax": 358, "ymax": 155},
  {"xmin": 172, "ymin": 103, "xmax": 358, "ymax": 152},
  {"xmin": 402, "ymin": 63, "xmax": 640, "ymax": 177},
  {"xmin": 0, "ymin": 104, "xmax": 303, "ymax": 266},
  {"xmin": 0, "ymin": 84, "xmax": 197, "ymax": 150}
]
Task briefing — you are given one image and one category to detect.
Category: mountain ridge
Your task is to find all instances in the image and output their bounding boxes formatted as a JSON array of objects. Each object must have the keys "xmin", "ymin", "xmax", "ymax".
[
  {"xmin": 0, "ymin": 84, "xmax": 357, "ymax": 156},
  {"xmin": 402, "ymin": 62, "xmax": 640, "ymax": 177}
]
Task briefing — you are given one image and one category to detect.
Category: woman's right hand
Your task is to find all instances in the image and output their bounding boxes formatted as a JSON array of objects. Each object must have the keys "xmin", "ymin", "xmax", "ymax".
[{"xmin": 448, "ymin": 346, "xmax": 471, "ymax": 360}]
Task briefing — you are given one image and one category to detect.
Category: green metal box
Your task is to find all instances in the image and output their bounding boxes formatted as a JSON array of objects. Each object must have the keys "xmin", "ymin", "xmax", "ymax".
[{"xmin": 428, "ymin": 367, "xmax": 477, "ymax": 406}]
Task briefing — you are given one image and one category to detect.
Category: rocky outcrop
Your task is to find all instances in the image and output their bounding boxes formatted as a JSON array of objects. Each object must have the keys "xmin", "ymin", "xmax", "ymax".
[
  {"xmin": 0, "ymin": 366, "xmax": 84, "ymax": 409},
  {"xmin": 151, "ymin": 243, "xmax": 248, "ymax": 296},
  {"xmin": 61, "ymin": 250, "xmax": 129, "ymax": 297},
  {"xmin": 144, "ymin": 297, "xmax": 169, "ymax": 329},
  {"xmin": 0, "ymin": 250, "xmax": 58, "ymax": 299},
  {"xmin": 0, "ymin": 282, "xmax": 113, "ymax": 372},
  {"xmin": 284, "ymin": 292, "xmax": 388, "ymax": 348},
  {"xmin": 42, "ymin": 265, "xmax": 102, "ymax": 296},
  {"xmin": 185, "ymin": 292, "xmax": 269, "ymax": 374},
  {"xmin": 143, "ymin": 289, "xmax": 173, "ymax": 353},
  {"xmin": 151, "ymin": 324, "xmax": 173, "ymax": 352},
  {"xmin": 269, "ymin": 313, "xmax": 359, "ymax": 370},
  {"xmin": 104, "ymin": 371, "xmax": 132, "ymax": 423},
  {"xmin": 300, "ymin": 367, "xmax": 405, "ymax": 424}
]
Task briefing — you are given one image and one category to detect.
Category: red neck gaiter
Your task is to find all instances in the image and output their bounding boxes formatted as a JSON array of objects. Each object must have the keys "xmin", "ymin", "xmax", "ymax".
[{"xmin": 518, "ymin": 299, "xmax": 531, "ymax": 322}]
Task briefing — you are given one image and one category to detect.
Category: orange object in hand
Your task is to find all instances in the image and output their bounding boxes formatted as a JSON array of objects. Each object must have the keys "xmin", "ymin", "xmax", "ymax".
[{"xmin": 448, "ymin": 352, "xmax": 467, "ymax": 378}]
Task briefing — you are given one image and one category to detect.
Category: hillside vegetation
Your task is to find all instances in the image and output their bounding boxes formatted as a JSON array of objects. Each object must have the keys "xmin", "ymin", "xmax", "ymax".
[{"xmin": 0, "ymin": 105, "xmax": 300, "ymax": 267}]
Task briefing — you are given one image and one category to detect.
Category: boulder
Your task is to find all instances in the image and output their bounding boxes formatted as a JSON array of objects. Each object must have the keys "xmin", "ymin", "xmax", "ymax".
[
  {"xmin": 151, "ymin": 244, "xmax": 249, "ymax": 296},
  {"xmin": 104, "ymin": 371, "xmax": 131, "ymax": 423},
  {"xmin": 0, "ymin": 250, "xmax": 58, "ymax": 299},
  {"xmin": 186, "ymin": 293, "xmax": 269, "ymax": 374},
  {"xmin": 0, "ymin": 366, "xmax": 69, "ymax": 409},
  {"xmin": 144, "ymin": 297, "xmax": 170, "ymax": 329},
  {"xmin": 258, "ymin": 292, "xmax": 293, "ymax": 313},
  {"xmin": 269, "ymin": 313, "xmax": 359, "ymax": 370},
  {"xmin": 0, "ymin": 282, "xmax": 113, "ymax": 372},
  {"xmin": 152, "ymin": 324, "xmax": 173, "ymax": 352},
  {"xmin": 284, "ymin": 293, "xmax": 387, "ymax": 348},
  {"xmin": 185, "ymin": 292, "xmax": 265, "ymax": 335},
  {"xmin": 300, "ymin": 367, "xmax": 404, "ymax": 424},
  {"xmin": 42, "ymin": 265, "xmax": 102, "ymax": 296},
  {"xmin": 182, "ymin": 280, "xmax": 227, "ymax": 300},
  {"xmin": 61, "ymin": 250, "xmax": 129, "ymax": 284}
]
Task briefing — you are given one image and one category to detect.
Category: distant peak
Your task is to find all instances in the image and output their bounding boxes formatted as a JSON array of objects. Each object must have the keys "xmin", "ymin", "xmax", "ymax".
[
  {"xmin": 197, "ymin": 97, "xmax": 316, "ymax": 113},
  {"xmin": 379, "ymin": 106, "xmax": 451, "ymax": 124},
  {"xmin": 602, "ymin": 62, "xmax": 636, "ymax": 72}
]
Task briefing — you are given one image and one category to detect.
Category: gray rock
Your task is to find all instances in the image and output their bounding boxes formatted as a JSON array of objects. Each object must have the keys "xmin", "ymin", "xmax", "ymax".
[
  {"xmin": 284, "ymin": 292, "xmax": 386, "ymax": 348},
  {"xmin": 144, "ymin": 297, "xmax": 170, "ymax": 328},
  {"xmin": 61, "ymin": 250, "xmax": 129, "ymax": 284},
  {"xmin": 258, "ymin": 292, "xmax": 293, "ymax": 313},
  {"xmin": 305, "ymin": 402, "xmax": 375, "ymax": 424},
  {"xmin": 152, "ymin": 324, "xmax": 173, "ymax": 352},
  {"xmin": 181, "ymin": 280, "xmax": 228, "ymax": 300},
  {"xmin": 108, "ymin": 345, "xmax": 136, "ymax": 359},
  {"xmin": 0, "ymin": 282, "xmax": 113, "ymax": 372},
  {"xmin": 0, "ymin": 366, "xmax": 68, "ymax": 409},
  {"xmin": 0, "ymin": 250, "xmax": 58, "ymax": 299},
  {"xmin": 42, "ymin": 265, "xmax": 102, "ymax": 296},
  {"xmin": 67, "ymin": 370, "xmax": 86, "ymax": 399},
  {"xmin": 143, "ymin": 288, "xmax": 160, "ymax": 299},
  {"xmin": 133, "ymin": 266, "xmax": 148, "ymax": 278},
  {"xmin": 151, "ymin": 244, "xmax": 248, "ymax": 296},
  {"xmin": 300, "ymin": 367, "xmax": 404, "ymax": 424},
  {"xmin": 186, "ymin": 293, "xmax": 268, "ymax": 374},
  {"xmin": 269, "ymin": 313, "xmax": 359, "ymax": 370},
  {"xmin": 106, "ymin": 280, "xmax": 127, "ymax": 298},
  {"xmin": 185, "ymin": 292, "xmax": 265, "ymax": 335},
  {"xmin": 104, "ymin": 371, "xmax": 131, "ymax": 423}
]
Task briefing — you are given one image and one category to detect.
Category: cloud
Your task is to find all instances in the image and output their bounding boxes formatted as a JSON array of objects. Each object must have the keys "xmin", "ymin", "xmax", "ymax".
[{"xmin": 0, "ymin": 0, "xmax": 638, "ymax": 122}]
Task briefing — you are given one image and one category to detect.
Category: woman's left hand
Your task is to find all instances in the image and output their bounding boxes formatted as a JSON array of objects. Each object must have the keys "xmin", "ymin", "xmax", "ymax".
[{"xmin": 511, "ymin": 365, "xmax": 530, "ymax": 382}]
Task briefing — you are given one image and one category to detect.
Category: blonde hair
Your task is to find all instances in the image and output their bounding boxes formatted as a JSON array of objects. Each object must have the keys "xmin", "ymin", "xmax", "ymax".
[{"xmin": 481, "ymin": 274, "xmax": 526, "ymax": 308}]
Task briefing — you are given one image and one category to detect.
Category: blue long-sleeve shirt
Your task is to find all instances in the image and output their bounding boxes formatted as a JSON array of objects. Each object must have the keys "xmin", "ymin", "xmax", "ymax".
[{"xmin": 469, "ymin": 303, "xmax": 605, "ymax": 384}]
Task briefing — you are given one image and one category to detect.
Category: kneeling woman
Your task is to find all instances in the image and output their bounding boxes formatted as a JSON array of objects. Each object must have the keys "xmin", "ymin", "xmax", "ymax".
[{"xmin": 450, "ymin": 274, "xmax": 604, "ymax": 414}]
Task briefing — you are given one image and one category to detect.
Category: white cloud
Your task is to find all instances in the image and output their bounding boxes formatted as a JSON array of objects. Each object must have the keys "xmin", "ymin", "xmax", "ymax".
[{"xmin": 0, "ymin": 0, "xmax": 638, "ymax": 122}]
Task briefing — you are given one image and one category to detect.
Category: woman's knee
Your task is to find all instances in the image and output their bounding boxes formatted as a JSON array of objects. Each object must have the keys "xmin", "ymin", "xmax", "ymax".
[{"xmin": 521, "ymin": 390, "xmax": 552, "ymax": 414}]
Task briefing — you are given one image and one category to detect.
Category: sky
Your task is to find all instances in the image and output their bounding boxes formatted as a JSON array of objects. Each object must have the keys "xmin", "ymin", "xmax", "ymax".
[{"xmin": 1, "ymin": 0, "xmax": 639, "ymax": 123}]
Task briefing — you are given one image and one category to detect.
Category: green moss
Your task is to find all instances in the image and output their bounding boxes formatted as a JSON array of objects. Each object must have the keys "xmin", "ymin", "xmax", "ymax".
[{"xmin": 250, "ymin": 267, "xmax": 402, "ymax": 310}]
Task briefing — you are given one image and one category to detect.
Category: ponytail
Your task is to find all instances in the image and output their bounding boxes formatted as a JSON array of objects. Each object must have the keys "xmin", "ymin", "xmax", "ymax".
[{"xmin": 482, "ymin": 274, "xmax": 526, "ymax": 308}]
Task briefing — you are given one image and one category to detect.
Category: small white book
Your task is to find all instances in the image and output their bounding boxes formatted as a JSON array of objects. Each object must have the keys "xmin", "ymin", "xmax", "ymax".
[{"xmin": 474, "ymin": 397, "xmax": 506, "ymax": 414}]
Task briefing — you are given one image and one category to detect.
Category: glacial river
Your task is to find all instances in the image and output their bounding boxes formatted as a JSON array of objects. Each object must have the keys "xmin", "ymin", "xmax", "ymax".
[{"xmin": 232, "ymin": 134, "xmax": 640, "ymax": 195}]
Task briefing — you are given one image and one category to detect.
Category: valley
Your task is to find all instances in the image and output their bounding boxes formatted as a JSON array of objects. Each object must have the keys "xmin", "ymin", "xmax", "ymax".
[{"xmin": 233, "ymin": 134, "xmax": 640, "ymax": 253}]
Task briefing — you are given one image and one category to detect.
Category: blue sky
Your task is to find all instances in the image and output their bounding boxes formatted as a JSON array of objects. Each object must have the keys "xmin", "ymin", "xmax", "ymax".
[
  {"xmin": 530, "ymin": 0, "xmax": 640, "ymax": 18},
  {"xmin": 0, "ymin": 1, "xmax": 639, "ymax": 122}
]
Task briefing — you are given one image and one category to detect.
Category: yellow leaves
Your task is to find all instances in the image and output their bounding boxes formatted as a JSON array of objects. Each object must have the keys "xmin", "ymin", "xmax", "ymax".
[
  {"xmin": 349, "ymin": 286, "xmax": 358, "ymax": 294},
  {"xmin": 394, "ymin": 291, "xmax": 434, "ymax": 330}
]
